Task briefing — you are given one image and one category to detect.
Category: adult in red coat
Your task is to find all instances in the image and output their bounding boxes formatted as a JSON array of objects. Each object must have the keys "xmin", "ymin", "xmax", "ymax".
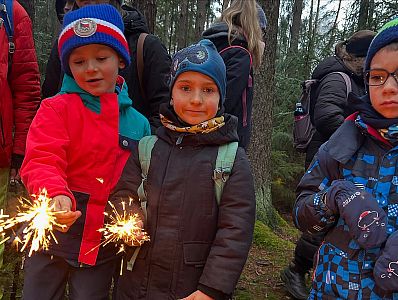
[
  {"xmin": 0, "ymin": 1, "xmax": 40, "ymax": 178},
  {"xmin": 0, "ymin": 0, "xmax": 40, "ymax": 298}
]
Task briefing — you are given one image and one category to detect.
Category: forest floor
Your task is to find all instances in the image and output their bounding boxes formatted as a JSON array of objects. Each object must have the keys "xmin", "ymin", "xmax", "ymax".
[{"xmin": 234, "ymin": 218, "xmax": 303, "ymax": 300}]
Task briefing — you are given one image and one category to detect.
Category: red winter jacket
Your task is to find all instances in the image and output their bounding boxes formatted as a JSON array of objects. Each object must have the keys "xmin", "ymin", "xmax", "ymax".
[
  {"xmin": 0, "ymin": 1, "xmax": 40, "ymax": 167},
  {"xmin": 20, "ymin": 93, "xmax": 132, "ymax": 265}
]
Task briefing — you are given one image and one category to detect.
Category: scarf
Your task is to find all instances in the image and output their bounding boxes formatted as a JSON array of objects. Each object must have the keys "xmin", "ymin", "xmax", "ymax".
[
  {"xmin": 160, "ymin": 114, "xmax": 225, "ymax": 134},
  {"xmin": 349, "ymin": 93, "xmax": 398, "ymax": 145},
  {"xmin": 59, "ymin": 74, "xmax": 150, "ymax": 140}
]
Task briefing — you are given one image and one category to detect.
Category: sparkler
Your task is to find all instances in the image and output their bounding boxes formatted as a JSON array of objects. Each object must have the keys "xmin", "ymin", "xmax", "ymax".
[
  {"xmin": 99, "ymin": 199, "xmax": 150, "ymax": 253},
  {"xmin": 0, "ymin": 189, "xmax": 65, "ymax": 256}
]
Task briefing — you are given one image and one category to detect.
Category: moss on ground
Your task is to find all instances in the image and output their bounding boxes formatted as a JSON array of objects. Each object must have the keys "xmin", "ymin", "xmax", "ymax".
[{"xmin": 234, "ymin": 220, "xmax": 299, "ymax": 299}]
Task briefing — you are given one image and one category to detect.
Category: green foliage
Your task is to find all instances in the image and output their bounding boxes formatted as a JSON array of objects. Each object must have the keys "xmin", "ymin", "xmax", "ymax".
[{"xmin": 253, "ymin": 221, "xmax": 295, "ymax": 256}]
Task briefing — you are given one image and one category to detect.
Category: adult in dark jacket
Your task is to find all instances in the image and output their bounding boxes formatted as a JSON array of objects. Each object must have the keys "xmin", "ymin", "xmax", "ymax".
[
  {"xmin": 113, "ymin": 40, "xmax": 255, "ymax": 300},
  {"xmin": 43, "ymin": 0, "xmax": 171, "ymax": 130},
  {"xmin": 202, "ymin": 0, "xmax": 266, "ymax": 150},
  {"xmin": 281, "ymin": 30, "xmax": 376, "ymax": 300}
]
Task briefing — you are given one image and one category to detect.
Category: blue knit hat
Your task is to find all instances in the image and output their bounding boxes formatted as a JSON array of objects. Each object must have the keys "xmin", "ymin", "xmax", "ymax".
[
  {"xmin": 257, "ymin": 4, "xmax": 267, "ymax": 30},
  {"xmin": 365, "ymin": 17, "xmax": 398, "ymax": 71},
  {"xmin": 170, "ymin": 39, "xmax": 226, "ymax": 104},
  {"xmin": 58, "ymin": 4, "xmax": 130, "ymax": 76}
]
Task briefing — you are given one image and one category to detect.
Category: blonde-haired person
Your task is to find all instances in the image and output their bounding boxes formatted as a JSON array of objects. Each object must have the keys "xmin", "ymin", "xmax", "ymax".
[{"xmin": 203, "ymin": 0, "xmax": 266, "ymax": 150}]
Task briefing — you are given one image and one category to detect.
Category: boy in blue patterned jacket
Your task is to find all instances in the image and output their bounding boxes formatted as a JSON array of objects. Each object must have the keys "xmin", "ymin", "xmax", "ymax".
[{"xmin": 294, "ymin": 17, "xmax": 398, "ymax": 299}]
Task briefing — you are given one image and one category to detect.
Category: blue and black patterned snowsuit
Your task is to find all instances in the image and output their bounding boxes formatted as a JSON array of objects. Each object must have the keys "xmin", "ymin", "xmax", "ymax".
[{"xmin": 294, "ymin": 113, "xmax": 398, "ymax": 299}]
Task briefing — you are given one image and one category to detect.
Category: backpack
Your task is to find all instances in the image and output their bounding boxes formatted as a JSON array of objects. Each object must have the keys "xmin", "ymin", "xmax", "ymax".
[
  {"xmin": 293, "ymin": 72, "xmax": 352, "ymax": 152},
  {"xmin": 0, "ymin": 0, "xmax": 14, "ymax": 69},
  {"xmin": 219, "ymin": 45, "xmax": 253, "ymax": 127},
  {"xmin": 126, "ymin": 135, "xmax": 239, "ymax": 271}
]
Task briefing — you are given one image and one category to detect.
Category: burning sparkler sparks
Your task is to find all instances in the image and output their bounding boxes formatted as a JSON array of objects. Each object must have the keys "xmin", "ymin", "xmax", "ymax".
[
  {"xmin": 0, "ymin": 189, "xmax": 65, "ymax": 256},
  {"xmin": 99, "ymin": 199, "xmax": 150, "ymax": 253}
]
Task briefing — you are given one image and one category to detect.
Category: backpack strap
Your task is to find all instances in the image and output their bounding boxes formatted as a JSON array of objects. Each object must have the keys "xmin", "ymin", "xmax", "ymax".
[
  {"xmin": 335, "ymin": 72, "xmax": 352, "ymax": 97},
  {"xmin": 137, "ymin": 135, "xmax": 158, "ymax": 219},
  {"xmin": 219, "ymin": 45, "xmax": 252, "ymax": 68},
  {"xmin": 127, "ymin": 135, "xmax": 158, "ymax": 272},
  {"xmin": 212, "ymin": 142, "xmax": 239, "ymax": 205},
  {"xmin": 0, "ymin": 0, "xmax": 14, "ymax": 72},
  {"xmin": 320, "ymin": 71, "xmax": 352, "ymax": 98},
  {"xmin": 137, "ymin": 33, "xmax": 148, "ymax": 101}
]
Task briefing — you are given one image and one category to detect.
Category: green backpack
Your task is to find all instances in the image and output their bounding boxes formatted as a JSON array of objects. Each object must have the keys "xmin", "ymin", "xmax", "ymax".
[{"xmin": 127, "ymin": 135, "xmax": 238, "ymax": 271}]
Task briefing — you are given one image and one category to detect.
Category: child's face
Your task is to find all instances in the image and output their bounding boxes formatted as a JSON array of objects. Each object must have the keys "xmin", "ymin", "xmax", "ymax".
[
  {"xmin": 369, "ymin": 48, "xmax": 398, "ymax": 118},
  {"xmin": 171, "ymin": 71, "xmax": 220, "ymax": 125},
  {"xmin": 69, "ymin": 44, "xmax": 125, "ymax": 96}
]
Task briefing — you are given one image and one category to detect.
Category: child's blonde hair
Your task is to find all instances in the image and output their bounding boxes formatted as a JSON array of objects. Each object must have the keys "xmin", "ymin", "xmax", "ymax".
[{"xmin": 220, "ymin": 0, "xmax": 263, "ymax": 68}]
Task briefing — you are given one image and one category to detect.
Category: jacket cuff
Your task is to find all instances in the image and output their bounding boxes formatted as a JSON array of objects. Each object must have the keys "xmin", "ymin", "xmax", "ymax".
[
  {"xmin": 11, "ymin": 154, "xmax": 24, "ymax": 170},
  {"xmin": 197, "ymin": 284, "xmax": 230, "ymax": 300}
]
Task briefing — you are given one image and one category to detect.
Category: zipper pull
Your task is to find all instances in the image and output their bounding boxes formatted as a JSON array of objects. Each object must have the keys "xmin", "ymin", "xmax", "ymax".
[{"xmin": 176, "ymin": 134, "xmax": 184, "ymax": 145}]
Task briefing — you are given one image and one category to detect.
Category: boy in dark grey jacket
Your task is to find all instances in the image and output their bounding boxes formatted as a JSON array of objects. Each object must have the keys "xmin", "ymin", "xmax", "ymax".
[{"xmin": 112, "ymin": 39, "xmax": 255, "ymax": 300}]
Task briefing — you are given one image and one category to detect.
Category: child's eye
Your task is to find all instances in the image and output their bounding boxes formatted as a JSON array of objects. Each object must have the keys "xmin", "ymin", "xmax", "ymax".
[
  {"xmin": 370, "ymin": 75, "xmax": 385, "ymax": 83},
  {"xmin": 181, "ymin": 86, "xmax": 191, "ymax": 92},
  {"xmin": 73, "ymin": 60, "xmax": 84, "ymax": 65},
  {"xmin": 203, "ymin": 87, "xmax": 215, "ymax": 93},
  {"xmin": 97, "ymin": 57, "xmax": 108, "ymax": 62}
]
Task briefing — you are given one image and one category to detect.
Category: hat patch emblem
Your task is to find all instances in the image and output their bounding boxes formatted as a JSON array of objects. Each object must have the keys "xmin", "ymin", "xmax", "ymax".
[{"xmin": 74, "ymin": 19, "xmax": 97, "ymax": 37}]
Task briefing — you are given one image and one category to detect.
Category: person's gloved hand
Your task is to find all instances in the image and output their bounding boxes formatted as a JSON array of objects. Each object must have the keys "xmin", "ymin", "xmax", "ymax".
[
  {"xmin": 325, "ymin": 180, "xmax": 387, "ymax": 249},
  {"xmin": 374, "ymin": 231, "xmax": 398, "ymax": 292}
]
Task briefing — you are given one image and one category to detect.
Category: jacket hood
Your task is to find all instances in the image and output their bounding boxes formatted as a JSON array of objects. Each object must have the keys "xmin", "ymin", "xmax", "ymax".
[
  {"xmin": 202, "ymin": 22, "xmax": 246, "ymax": 45},
  {"xmin": 311, "ymin": 56, "xmax": 356, "ymax": 80},
  {"xmin": 156, "ymin": 104, "xmax": 239, "ymax": 147},
  {"xmin": 122, "ymin": 5, "xmax": 149, "ymax": 34}
]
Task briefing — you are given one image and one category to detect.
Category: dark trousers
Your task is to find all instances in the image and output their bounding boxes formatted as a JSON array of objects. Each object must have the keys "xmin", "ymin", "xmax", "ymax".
[
  {"xmin": 22, "ymin": 252, "xmax": 119, "ymax": 300},
  {"xmin": 293, "ymin": 232, "xmax": 324, "ymax": 274}
]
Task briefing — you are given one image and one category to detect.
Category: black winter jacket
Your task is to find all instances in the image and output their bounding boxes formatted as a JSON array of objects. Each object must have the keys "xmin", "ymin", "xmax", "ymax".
[
  {"xmin": 203, "ymin": 23, "xmax": 253, "ymax": 150},
  {"xmin": 305, "ymin": 56, "xmax": 366, "ymax": 167},
  {"xmin": 112, "ymin": 107, "xmax": 256, "ymax": 300},
  {"xmin": 42, "ymin": 6, "xmax": 171, "ymax": 130}
]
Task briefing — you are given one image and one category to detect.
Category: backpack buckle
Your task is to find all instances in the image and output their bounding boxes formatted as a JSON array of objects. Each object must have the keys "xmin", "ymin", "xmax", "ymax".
[
  {"xmin": 8, "ymin": 41, "xmax": 14, "ymax": 54},
  {"xmin": 213, "ymin": 168, "xmax": 231, "ymax": 183}
]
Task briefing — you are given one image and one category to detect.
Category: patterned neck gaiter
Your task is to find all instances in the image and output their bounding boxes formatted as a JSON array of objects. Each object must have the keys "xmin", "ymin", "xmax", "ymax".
[{"xmin": 160, "ymin": 114, "xmax": 225, "ymax": 134}]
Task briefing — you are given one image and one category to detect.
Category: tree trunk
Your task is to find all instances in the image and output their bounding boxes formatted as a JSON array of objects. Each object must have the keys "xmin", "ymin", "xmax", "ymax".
[
  {"xmin": 221, "ymin": 0, "xmax": 229, "ymax": 11},
  {"xmin": 287, "ymin": 0, "xmax": 303, "ymax": 57},
  {"xmin": 249, "ymin": 0, "xmax": 280, "ymax": 226},
  {"xmin": 177, "ymin": 0, "xmax": 189, "ymax": 50},
  {"xmin": 326, "ymin": 0, "xmax": 342, "ymax": 52},
  {"xmin": 357, "ymin": 0, "xmax": 369, "ymax": 30},
  {"xmin": 135, "ymin": 0, "xmax": 157, "ymax": 33},
  {"xmin": 286, "ymin": 0, "xmax": 303, "ymax": 75},
  {"xmin": 195, "ymin": 0, "xmax": 208, "ymax": 40}
]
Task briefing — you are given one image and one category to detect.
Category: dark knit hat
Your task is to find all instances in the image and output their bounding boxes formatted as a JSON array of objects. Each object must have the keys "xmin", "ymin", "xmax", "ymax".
[
  {"xmin": 365, "ymin": 17, "xmax": 398, "ymax": 71},
  {"xmin": 257, "ymin": 4, "xmax": 267, "ymax": 30},
  {"xmin": 345, "ymin": 30, "xmax": 376, "ymax": 57},
  {"xmin": 58, "ymin": 4, "xmax": 130, "ymax": 76},
  {"xmin": 170, "ymin": 39, "xmax": 226, "ymax": 104}
]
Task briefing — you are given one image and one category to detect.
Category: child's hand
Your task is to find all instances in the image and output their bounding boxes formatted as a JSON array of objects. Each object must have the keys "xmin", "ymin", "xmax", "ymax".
[
  {"xmin": 123, "ymin": 219, "xmax": 146, "ymax": 247},
  {"xmin": 326, "ymin": 180, "xmax": 387, "ymax": 249},
  {"xmin": 52, "ymin": 195, "xmax": 81, "ymax": 233},
  {"xmin": 374, "ymin": 231, "xmax": 398, "ymax": 292},
  {"xmin": 179, "ymin": 290, "xmax": 214, "ymax": 300}
]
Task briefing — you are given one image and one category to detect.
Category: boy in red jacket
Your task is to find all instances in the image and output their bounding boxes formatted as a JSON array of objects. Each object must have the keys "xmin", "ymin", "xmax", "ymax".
[{"xmin": 20, "ymin": 4, "xmax": 150, "ymax": 299}]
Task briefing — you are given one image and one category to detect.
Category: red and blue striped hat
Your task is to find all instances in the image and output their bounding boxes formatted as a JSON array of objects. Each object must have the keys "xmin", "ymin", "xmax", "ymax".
[{"xmin": 58, "ymin": 4, "xmax": 130, "ymax": 76}]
